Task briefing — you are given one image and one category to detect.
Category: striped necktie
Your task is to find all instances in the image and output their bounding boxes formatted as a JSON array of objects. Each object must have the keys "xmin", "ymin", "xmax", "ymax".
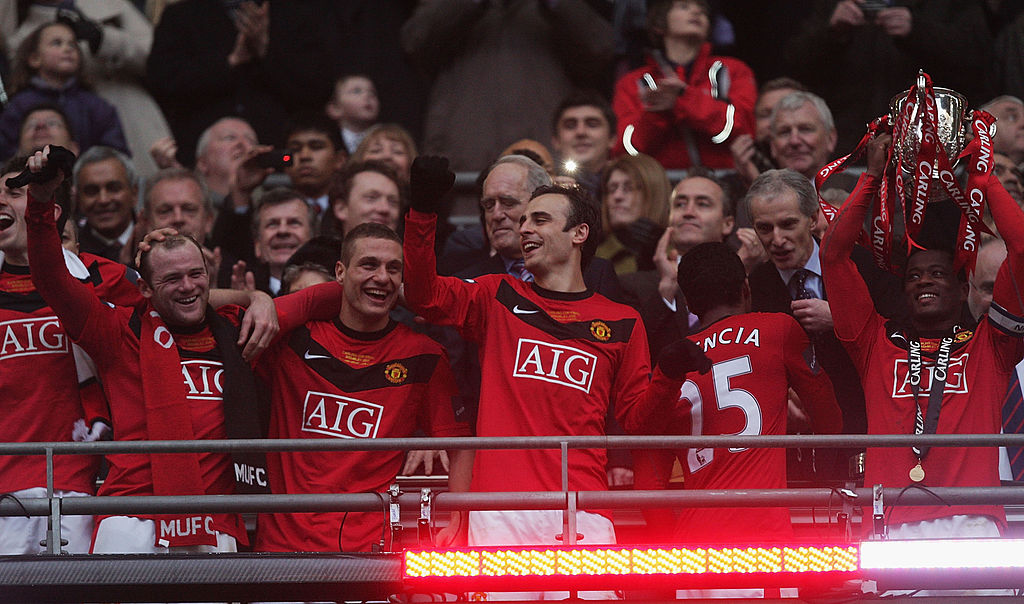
[
  {"xmin": 1003, "ymin": 370, "xmax": 1024, "ymax": 481},
  {"xmin": 508, "ymin": 258, "xmax": 534, "ymax": 282}
]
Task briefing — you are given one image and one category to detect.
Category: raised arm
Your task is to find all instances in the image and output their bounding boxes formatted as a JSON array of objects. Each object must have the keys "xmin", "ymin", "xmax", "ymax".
[
  {"xmin": 403, "ymin": 157, "xmax": 491, "ymax": 334},
  {"xmin": 987, "ymin": 169, "xmax": 1024, "ymax": 318},
  {"xmin": 273, "ymin": 281, "xmax": 343, "ymax": 334},
  {"xmin": 821, "ymin": 135, "xmax": 888, "ymax": 341},
  {"xmin": 23, "ymin": 150, "xmax": 111, "ymax": 341}
]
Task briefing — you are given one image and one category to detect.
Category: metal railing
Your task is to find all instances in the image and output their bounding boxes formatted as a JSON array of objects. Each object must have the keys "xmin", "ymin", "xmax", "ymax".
[
  {"xmin": 3, "ymin": 433, "xmax": 1024, "ymax": 601},
  {"xmin": 6, "ymin": 433, "xmax": 1024, "ymax": 530}
]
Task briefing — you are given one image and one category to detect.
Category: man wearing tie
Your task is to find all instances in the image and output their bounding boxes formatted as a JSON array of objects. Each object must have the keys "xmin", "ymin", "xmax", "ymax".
[{"xmin": 743, "ymin": 169, "xmax": 905, "ymax": 484}]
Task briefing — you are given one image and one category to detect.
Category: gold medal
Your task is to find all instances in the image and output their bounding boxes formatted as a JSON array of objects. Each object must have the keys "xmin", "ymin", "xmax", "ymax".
[{"xmin": 909, "ymin": 462, "xmax": 925, "ymax": 482}]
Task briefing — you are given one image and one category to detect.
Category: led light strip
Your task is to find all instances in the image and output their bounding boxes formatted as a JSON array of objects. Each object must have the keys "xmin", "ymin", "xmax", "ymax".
[{"xmin": 405, "ymin": 545, "xmax": 859, "ymax": 578}]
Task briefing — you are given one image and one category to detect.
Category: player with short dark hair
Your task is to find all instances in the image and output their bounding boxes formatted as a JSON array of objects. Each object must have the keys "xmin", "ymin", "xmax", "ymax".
[
  {"xmin": 822, "ymin": 133, "xmax": 1024, "ymax": 541},
  {"xmin": 254, "ymin": 221, "xmax": 472, "ymax": 552},
  {"xmin": 0, "ymin": 153, "xmax": 139, "ymax": 554},
  {"xmin": 672, "ymin": 242, "xmax": 841, "ymax": 545},
  {"xmin": 402, "ymin": 156, "xmax": 699, "ymax": 585}
]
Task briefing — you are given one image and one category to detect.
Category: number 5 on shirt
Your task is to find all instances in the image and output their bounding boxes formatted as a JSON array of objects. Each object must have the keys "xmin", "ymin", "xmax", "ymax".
[{"xmin": 682, "ymin": 355, "xmax": 763, "ymax": 473}]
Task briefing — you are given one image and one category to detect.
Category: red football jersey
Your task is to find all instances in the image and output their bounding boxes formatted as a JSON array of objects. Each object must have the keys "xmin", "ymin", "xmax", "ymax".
[
  {"xmin": 0, "ymin": 253, "xmax": 139, "ymax": 494},
  {"xmin": 844, "ymin": 320, "xmax": 1018, "ymax": 527},
  {"xmin": 404, "ymin": 210, "xmax": 655, "ymax": 497},
  {"xmin": 672, "ymin": 312, "xmax": 840, "ymax": 543},
  {"xmin": 823, "ymin": 171, "xmax": 1024, "ymax": 530},
  {"xmin": 26, "ymin": 201, "xmax": 247, "ymax": 546},
  {"xmin": 254, "ymin": 318, "xmax": 468, "ymax": 552}
]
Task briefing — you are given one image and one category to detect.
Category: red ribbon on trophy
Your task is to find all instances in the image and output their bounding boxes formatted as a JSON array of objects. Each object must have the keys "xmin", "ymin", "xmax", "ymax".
[{"xmin": 815, "ymin": 71, "xmax": 996, "ymax": 275}]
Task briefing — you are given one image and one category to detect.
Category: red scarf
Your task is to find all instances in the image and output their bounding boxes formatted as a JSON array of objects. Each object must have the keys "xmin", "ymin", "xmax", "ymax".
[{"xmin": 140, "ymin": 307, "xmax": 216, "ymax": 547}]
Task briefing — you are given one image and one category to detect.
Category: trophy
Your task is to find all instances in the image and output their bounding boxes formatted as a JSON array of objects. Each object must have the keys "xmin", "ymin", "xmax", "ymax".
[
  {"xmin": 815, "ymin": 70, "xmax": 995, "ymax": 275},
  {"xmin": 888, "ymin": 72, "xmax": 972, "ymax": 201}
]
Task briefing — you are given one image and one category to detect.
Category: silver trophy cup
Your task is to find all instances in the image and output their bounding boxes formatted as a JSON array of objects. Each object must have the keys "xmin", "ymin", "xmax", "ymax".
[{"xmin": 888, "ymin": 73, "xmax": 971, "ymax": 197}]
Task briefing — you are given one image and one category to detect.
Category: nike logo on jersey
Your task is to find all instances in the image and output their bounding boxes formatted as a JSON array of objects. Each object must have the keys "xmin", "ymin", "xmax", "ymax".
[
  {"xmin": 495, "ymin": 281, "xmax": 636, "ymax": 343},
  {"xmin": 304, "ymin": 350, "xmax": 331, "ymax": 360}
]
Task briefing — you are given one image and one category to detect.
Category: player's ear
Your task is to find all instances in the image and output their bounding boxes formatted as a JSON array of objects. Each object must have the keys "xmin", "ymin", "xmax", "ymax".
[
  {"xmin": 571, "ymin": 222, "xmax": 590, "ymax": 246},
  {"xmin": 138, "ymin": 277, "xmax": 154, "ymax": 299},
  {"xmin": 335, "ymin": 260, "xmax": 345, "ymax": 284}
]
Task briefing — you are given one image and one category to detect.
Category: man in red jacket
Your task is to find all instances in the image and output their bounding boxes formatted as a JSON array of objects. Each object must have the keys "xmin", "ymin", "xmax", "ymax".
[{"xmin": 612, "ymin": 0, "xmax": 756, "ymax": 170}]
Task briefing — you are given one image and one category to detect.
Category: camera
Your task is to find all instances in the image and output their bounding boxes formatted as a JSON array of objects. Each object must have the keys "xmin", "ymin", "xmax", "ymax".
[
  {"xmin": 254, "ymin": 149, "xmax": 293, "ymax": 171},
  {"xmin": 860, "ymin": 0, "xmax": 888, "ymax": 18}
]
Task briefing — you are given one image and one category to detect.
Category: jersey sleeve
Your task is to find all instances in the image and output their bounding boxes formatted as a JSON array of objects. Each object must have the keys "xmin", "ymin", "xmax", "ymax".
[
  {"xmin": 820, "ymin": 173, "xmax": 885, "ymax": 361},
  {"xmin": 84, "ymin": 253, "xmax": 145, "ymax": 309},
  {"xmin": 419, "ymin": 348, "xmax": 471, "ymax": 438},
  {"xmin": 403, "ymin": 209, "xmax": 491, "ymax": 337},
  {"xmin": 274, "ymin": 281, "xmax": 343, "ymax": 336},
  {"xmin": 615, "ymin": 321, "xmax": 685, "ymax": 435},
  {"xmin": 781, "ymin": 315, "xmax": 842, "ymax": 434},
  {"xmin": 980, "ymin": 170, "xmax": 1024, "ymax": 369},
  {"xmin": 78, "ymin": 378, "xmax": 112, "ymax": 427},
  {"xmin": 25, "ymin": 192, "xmax": 123, "ymax": 352}
]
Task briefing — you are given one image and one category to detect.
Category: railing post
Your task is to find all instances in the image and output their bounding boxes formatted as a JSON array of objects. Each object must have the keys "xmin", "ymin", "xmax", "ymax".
[{"xmin": 42, "ymin": 447, "xmax": 64, "ymax": 554}]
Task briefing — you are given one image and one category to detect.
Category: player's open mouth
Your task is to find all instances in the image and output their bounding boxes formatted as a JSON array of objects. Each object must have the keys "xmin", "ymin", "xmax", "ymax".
[
  {"xmin": 178, "ymin": 295, "xmax": 199, "ymax": 305},
  {"xmin": 0, "ymin": 213, "xmax": 14, "ymax": 231},
  {"xmin": 917, "ymin": 292, "xmax": 937, "ymax": 302},
  {"xmin": 364, "ymin": 288, "xmax": 389, "ymax": 301},
  {"xmin": 523, "ymin": 241, "xmax": 541, "ymax": 252}
]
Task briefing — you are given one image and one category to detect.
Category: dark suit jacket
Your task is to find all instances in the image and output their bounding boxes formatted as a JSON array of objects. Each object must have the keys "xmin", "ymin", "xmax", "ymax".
[
  {"xmin": 77, "ymin": 224, "xmax": 127, "ymax": 264},
  {"xmin": 748, "ymin": 260, "xmax": 869, "ymax": 432},
  {"xmin": 620, "ymin": 269, "xmax": 691, "ymax": 362}
]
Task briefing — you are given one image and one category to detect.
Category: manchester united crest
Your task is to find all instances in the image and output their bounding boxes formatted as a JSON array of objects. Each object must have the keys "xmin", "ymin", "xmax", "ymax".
[
  {"xmin": 590, "ymin": 320, "xmax": 611, "ymax": 341},
  {"xmin": 384, "ymin": 362, "xmax": 408, "ymax": 384}
]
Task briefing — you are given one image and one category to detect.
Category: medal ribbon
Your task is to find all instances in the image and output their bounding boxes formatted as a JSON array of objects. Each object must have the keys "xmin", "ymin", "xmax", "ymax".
[
  {"xmin": 908, "ymin": 335, "xmax": 954, "ymax": 461},
  {"xmin": 904, "ymin": 74, "xmax": 939, "ymax": 241}
]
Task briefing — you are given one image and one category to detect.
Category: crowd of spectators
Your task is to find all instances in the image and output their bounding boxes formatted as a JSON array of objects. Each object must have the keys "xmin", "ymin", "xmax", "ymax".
[{"xmin": 4, "ymin": 2, "xmax": 1024, "ymax": 588}]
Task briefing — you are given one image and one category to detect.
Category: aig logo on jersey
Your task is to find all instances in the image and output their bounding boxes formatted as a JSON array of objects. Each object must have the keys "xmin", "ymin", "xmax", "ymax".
[
  {"xmin": 302, "ymin": 391, "xmax": 384, "ymax": 439},
  {"xmin": 892, "ymin": 353, "xmax": 969, "ymax": 398},
  {"xmin": 181, "ymin": 360, "xmax": 224, "ymax": 401},
  {"xmin": 513, "ymin": 338, "xmax": 597, "ymax": 393},
  {"xmin": 0, "ymin": 316, "xmax": 68, "ymax": 360}
]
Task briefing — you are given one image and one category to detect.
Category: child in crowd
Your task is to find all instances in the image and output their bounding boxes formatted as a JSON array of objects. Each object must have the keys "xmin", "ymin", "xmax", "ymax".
[
  {"xmin": 325, "ymin": 74, "xmax": 380, "ymax": 155},
  {"xmin": 0, "ymin": 22, "xmax": 128, "ymax": 161}
]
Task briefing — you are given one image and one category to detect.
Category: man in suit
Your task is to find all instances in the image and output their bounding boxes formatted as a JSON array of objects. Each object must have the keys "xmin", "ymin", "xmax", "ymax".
[
  {"xmin": 622, "ymin": 168, "xmax": 761, "ymax": 357},
  {"xmin": 458, "ymin": 154, "xmax": 625, "ymax": 299},
  {"xmin": 744, "ymin": 169, "xmax": 881, "ymax": 484},
  {"xmin": 72, "ymin": 147, "xmax": 138, "ymax": 264}
]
